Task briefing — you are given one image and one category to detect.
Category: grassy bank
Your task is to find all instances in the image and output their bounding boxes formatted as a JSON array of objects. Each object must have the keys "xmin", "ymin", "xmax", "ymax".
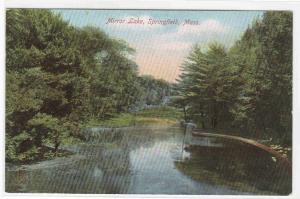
[{"xmin": 85, "ymin": 106, "xmax": 183, "ymax": 128}]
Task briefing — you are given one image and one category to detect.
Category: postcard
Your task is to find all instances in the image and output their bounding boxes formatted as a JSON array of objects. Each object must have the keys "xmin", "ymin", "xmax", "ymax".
[{"xmin": 2, "ymin": 1, "xmax": 299, "ymax": 198}]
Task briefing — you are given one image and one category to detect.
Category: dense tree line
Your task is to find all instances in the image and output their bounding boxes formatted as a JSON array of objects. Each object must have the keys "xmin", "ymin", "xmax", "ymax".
[
  {"xmin": 175, "ymin": 11, "xmax": 292, "ymax": 146},
  {"xmin": 136, "ymin": 75, "xmax": 172, "ymax": 107},
  {"xmin": 5, "ymin": 9, "xmax": 171, "ymax": 162}
]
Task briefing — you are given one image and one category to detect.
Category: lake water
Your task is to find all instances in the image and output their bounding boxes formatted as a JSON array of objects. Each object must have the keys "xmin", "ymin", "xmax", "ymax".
[{"xmin": 5, "ymin": 126, "xmax": 291, "ymax": 195}]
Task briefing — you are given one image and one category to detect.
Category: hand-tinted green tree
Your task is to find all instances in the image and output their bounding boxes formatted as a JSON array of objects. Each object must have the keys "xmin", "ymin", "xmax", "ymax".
[
  {"xmin": 229, "ymin": 11, "xmax": 292, "ymax": 144},
  {"xmin": 176, "ymin": 11, "xmax": 292, "ymax": 146},
  {"xmin": 176, "ymin": 43, "xmax": 241, "ymax": 129},
  {"xmin": 6, "ymin": 9, "xmax": 143, "ymax": 162}
]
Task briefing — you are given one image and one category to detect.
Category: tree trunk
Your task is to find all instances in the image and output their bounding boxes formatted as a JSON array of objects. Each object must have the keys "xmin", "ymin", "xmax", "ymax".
[{"xmin": 183, "ymin": 106, "xmax": 187, "ymax": 122}]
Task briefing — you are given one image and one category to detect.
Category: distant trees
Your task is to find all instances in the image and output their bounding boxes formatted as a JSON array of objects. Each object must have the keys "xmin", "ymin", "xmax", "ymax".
[
  {"xmin": 5, "ymin": 9, "xmax": 145, "ymax": 162},
  {"xmin": 175, "ymin": 11, "xmax": 292, "ymax": 145},
  {"xmin": 137, "ymin": 75, "xmax": 172, "ymax": 106}
]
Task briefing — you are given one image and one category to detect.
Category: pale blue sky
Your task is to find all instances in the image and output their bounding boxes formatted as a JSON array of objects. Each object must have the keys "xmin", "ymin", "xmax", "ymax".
[{"xmin": 53, "ymin": 9, "xmax": 264, "ymax": 82}]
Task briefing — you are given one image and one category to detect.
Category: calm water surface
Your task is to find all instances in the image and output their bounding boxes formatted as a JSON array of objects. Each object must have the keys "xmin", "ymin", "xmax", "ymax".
[{"xmin": 6, "ymin": 126, "xmax": 291, "ymax": 194}]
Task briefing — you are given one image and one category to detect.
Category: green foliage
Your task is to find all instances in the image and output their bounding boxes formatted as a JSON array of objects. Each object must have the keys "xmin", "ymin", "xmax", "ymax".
[
  {"xmin": 229, "ymin": 11, "xmax": 292, "ymax": 144},
  {"xmin": 85, "ymin": 106, "xmax": 182, "ymax": 128},
  {"xmin": 176, "ymin": 43, "xmax": 241, "ymax": 128},
  {"xmin": 137, "ymin": 75, "xmax": 172, "ymax": 106},
  {"xmin": 135, "ymin": 106, "xmax": 182, "ymax": 120},
  {"xmin": 176, "ymin": 11, "xmax": 292, "ymax": 146},
  {"xmin": 86, "ymin": 113, "xmax": 136, "ymax": 128},
  {"xmin": 5, "ymin": 9, "xmax": 147, "ymax": 162}
]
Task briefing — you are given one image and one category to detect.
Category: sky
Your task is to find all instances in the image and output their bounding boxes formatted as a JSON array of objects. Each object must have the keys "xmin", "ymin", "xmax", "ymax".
[{"xmin": 54, "ymin": 9, "xmax": 264, "ymax": 82}]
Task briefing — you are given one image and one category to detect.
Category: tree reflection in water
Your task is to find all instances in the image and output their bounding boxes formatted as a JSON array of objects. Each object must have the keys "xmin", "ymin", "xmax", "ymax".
[
  {"xmin": 6, "ymin": 127, "xmax": 292, "ymax": 195},
  {"xmin": 175, "ymin": 139, "xmax": 291, "ymax": 195}
]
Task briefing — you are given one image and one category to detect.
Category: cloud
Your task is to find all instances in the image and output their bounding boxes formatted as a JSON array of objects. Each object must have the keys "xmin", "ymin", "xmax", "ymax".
[
  {"xmin": 178, "ymin": 19, "xmax": 229, "ymax": 35},
  {"xmin": 118, "ymin": 18, "xmax": 231, "ymax": 81},
  {"xmin": 140, "ymin": 19, "xmax": 230, "ymax": 52}
]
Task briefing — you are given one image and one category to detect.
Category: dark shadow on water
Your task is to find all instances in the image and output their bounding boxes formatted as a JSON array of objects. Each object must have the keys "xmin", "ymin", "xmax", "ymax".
[
  {"xmin": 6, "ymin": 126, "xmax": 292, "ymax": 195},
  {"xmin": 176, "ymin": 138, "xmax": 291, "ymax": 195}
]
